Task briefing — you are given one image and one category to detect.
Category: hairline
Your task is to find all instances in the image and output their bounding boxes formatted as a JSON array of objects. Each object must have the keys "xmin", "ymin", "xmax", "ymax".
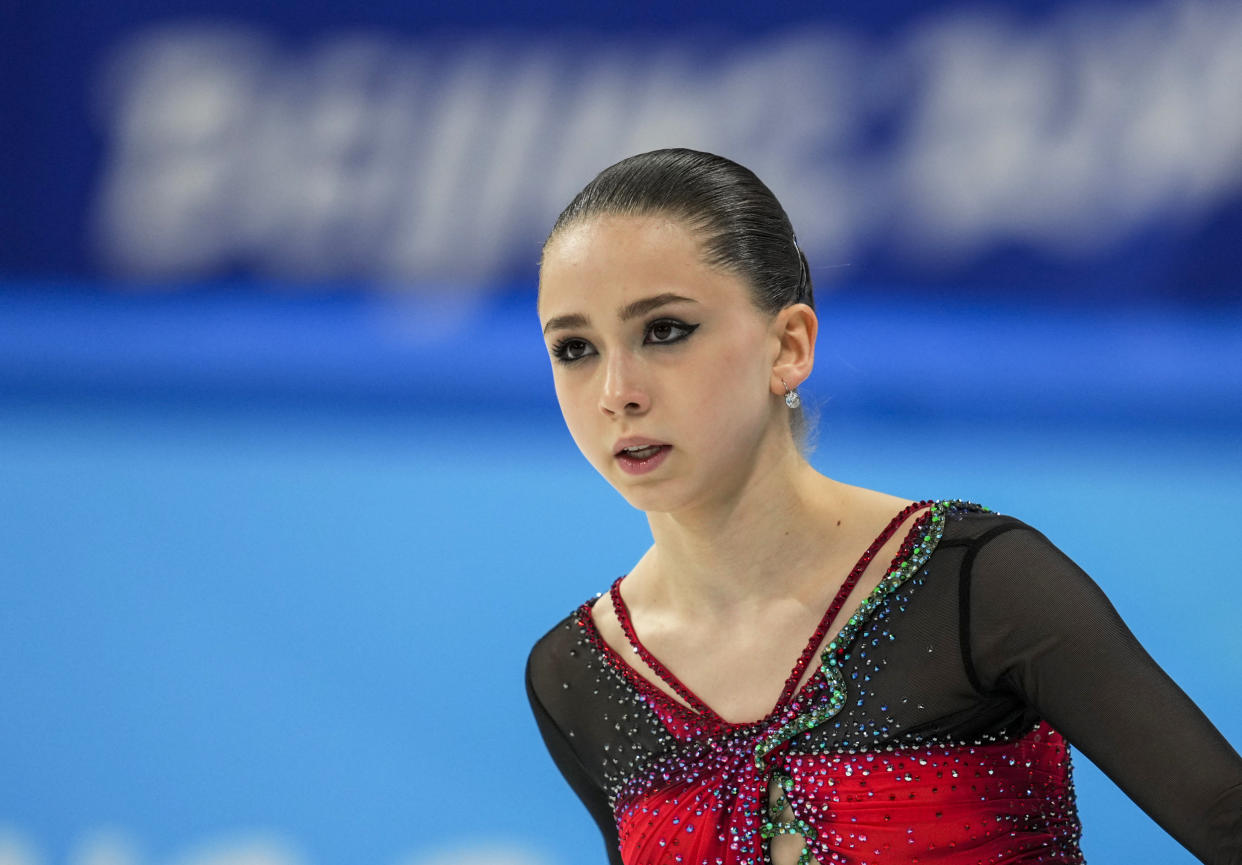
[{"xmin": 538, "ymin": 206, "xmax": 771, "ymax": 316}]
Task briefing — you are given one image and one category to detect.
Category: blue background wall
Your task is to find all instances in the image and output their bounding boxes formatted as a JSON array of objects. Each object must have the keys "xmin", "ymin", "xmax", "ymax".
[{"xmin": 3, "ymin": 1, "xmax": 1242, "ymax": 864}]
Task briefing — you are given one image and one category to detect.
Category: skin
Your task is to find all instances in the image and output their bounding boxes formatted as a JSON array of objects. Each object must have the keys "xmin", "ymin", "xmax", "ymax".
[{"xmin": 537, "ymin": 213, "xmax": 921, "ymax": 727}]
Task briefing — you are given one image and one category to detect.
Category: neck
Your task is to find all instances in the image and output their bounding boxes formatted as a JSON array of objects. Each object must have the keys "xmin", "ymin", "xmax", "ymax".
[{"xmin": 640, "ymin": 436, "xmax": 853, "ymax": 615}]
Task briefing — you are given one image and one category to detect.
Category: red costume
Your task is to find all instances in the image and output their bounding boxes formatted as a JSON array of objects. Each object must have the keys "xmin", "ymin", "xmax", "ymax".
[{"xmin": 528, "ymin": 501, "xmax": 1242, "ymax": 864}]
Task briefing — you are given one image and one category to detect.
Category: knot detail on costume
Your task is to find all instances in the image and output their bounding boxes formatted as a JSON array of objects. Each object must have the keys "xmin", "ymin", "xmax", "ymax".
[{"xmin": 761, "ymin": 768, "xmax": 819, "ymax": 865}]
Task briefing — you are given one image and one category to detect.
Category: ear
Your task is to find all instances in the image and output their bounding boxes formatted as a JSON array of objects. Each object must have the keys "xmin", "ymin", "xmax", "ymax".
[{"xmin": 768, "ymin": 303, "xmax": 817, "ymax": 396}]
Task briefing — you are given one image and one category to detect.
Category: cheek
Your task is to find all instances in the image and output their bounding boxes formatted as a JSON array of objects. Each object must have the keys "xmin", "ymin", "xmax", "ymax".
[
  {"xmin": 553, "ymin": 374, "xmax": 603, "ymax": 457},
  {"xmin": 687, "ymin": 334, "xmax": 771, "ymax": 430},
  {"xmin": 552, "ymin": 375, "xmax": 582, "ymax": 429}
]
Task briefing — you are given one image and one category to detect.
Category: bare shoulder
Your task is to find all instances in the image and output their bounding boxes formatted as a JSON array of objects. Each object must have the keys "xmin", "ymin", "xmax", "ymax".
[
  {"xmin": 851, "ymin": 483, "xmax": 917, "ymax": 508},
  {"xmin": 831, "ymin": 481, "xmax": 924, "ymax": 525}
]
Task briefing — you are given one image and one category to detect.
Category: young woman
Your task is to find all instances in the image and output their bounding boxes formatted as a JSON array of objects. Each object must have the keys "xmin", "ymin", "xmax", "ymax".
[{"xmin": 524, "ymin": 148, "xmax": 1242, "ymax": 865}]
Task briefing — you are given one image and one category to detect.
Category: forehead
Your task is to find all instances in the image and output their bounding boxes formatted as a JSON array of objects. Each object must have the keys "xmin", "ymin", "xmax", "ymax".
[
  {"xmin": 546, "ymin": 213, "xmax": 698, "ymax": 266},
  {"xmin": 538, "ymin": 214, "xmax": 743, "ymax": 318}
]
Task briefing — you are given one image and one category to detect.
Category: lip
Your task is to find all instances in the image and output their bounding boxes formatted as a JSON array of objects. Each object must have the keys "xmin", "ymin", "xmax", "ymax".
[
  {"xmin": 612, "ymin": 437, "xmax": 673, "ymax": 476},
  {"xmin": 612, "ymin": 436, "xmax": 670, "ymax": 455}
]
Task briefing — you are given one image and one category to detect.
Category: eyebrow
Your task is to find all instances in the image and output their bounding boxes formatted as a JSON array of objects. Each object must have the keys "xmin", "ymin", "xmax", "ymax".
[{"xmin": 542, "ymin": 293, "xmax": 698, "ymax": 335}]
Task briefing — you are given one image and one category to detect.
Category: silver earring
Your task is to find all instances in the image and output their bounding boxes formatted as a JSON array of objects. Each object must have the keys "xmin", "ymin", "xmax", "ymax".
[{"xmin": 781, "ymin": 378, "xmax": 801, "ymax": 409}]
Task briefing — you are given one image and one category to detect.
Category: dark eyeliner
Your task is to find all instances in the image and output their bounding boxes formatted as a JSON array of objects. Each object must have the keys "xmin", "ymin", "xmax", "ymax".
[
  {"xmin": 550, "ymin": 336, "xmax": 592, "ymax": 364},
  {"xmin": 645, "ymin": 318, "xmax": 700, "ymax": 344}
]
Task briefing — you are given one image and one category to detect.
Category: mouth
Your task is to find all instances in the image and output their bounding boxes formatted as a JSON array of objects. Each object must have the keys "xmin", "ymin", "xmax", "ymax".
[{"xmin": 614, "ymin": 444, "xmax": 672, "ymax": 475}]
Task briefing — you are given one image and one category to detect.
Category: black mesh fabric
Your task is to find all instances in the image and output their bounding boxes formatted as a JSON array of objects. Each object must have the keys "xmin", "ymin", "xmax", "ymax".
[{"xmin": 526, "ymin": 505, "xmax": 1242, "ymax": 864}]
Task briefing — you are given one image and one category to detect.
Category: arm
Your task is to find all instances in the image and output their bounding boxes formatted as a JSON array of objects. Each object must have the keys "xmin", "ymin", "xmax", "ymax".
[
  {"xmin": 964, "ymin": 521, "xmax": 1242, "ymax": 864},
  {"xmin": 525, "ymin": 653, "xmax": 624, "ymax": 865}
]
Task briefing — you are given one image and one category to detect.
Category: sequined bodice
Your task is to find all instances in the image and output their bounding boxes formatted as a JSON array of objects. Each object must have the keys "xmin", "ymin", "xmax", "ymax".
[
  {"xmin": 527, "ymin": 501, "xmax": 1242, "ymax": 865},
  {"xmin": 608, "ymin": 719, "xmax": 1075, "ymax": 865}
]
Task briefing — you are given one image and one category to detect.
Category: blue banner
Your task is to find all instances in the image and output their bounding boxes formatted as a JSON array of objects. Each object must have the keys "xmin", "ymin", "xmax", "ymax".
[{"xmin": 5, "ymin": 0, "xmax": 1242, "ymax": 301}]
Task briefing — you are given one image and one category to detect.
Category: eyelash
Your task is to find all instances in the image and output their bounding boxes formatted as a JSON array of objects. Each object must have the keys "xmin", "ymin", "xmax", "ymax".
[{"xmin": 551, "ymin": 319, "xmax": 700, "ymax": 365}]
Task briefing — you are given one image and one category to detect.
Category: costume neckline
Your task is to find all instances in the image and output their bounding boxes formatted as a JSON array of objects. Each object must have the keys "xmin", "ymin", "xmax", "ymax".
[{"xmin": 594, "ymin": 499, "xmax": 936, "ymax": 731}]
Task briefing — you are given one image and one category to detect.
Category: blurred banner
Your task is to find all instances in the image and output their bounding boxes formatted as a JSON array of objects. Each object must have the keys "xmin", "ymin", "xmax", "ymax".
[{"xmin": 4, "ymin": 0, "xmax": 1242, "ymax": 300}]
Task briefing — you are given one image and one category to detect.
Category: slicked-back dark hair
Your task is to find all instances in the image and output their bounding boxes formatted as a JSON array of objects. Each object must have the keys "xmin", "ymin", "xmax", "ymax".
[
  {"xmin": 541, "ymin": 148, "xmax": 816, "ymax": 449},
  {"xmin": 545, "ymin": 148, "xmax": 814, "ymax": 316}
]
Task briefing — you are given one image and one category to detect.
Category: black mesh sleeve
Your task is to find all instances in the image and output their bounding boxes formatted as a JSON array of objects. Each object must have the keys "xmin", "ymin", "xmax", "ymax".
[
  {"xmin": 965, "ymin": 520, "xmax": 1242, "ymax": 864},
  {"xmin": 525, "ymin": 651, "xmax": 624, "ymax": 865}
]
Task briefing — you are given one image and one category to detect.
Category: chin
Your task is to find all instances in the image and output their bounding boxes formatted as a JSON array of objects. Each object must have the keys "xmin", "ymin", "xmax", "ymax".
[
  {"xmin": 606, "ymin": 477, "xmax": 702, "ymax": 516},
  {"xmin": 601, "ymin": 472, "xmax": 670, "ymax": 510},
  {"xmin": 609, "ymin": 483, "xmax": 667, "ymax": 513}
]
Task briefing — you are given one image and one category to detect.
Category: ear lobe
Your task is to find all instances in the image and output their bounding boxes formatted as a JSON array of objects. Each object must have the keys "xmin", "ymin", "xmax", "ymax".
[{"xmin": 770, "ymin": 303, "xmax": 817, "ymax": 394}]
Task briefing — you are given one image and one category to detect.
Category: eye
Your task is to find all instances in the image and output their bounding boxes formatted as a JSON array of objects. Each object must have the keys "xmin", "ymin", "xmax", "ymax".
[
  {"xmin": 551, "ymin": 337, "xmax": 596, "ymax": 364},
  {"xmin": 645, "ymin": 319, "xmax": 699, "ymax": 345}
]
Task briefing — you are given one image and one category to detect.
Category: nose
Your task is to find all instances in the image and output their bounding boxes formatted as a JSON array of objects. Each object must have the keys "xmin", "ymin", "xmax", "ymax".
[{"xmin": 599, "ymin": 351, "xmax": 649, "ymax": 416}]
